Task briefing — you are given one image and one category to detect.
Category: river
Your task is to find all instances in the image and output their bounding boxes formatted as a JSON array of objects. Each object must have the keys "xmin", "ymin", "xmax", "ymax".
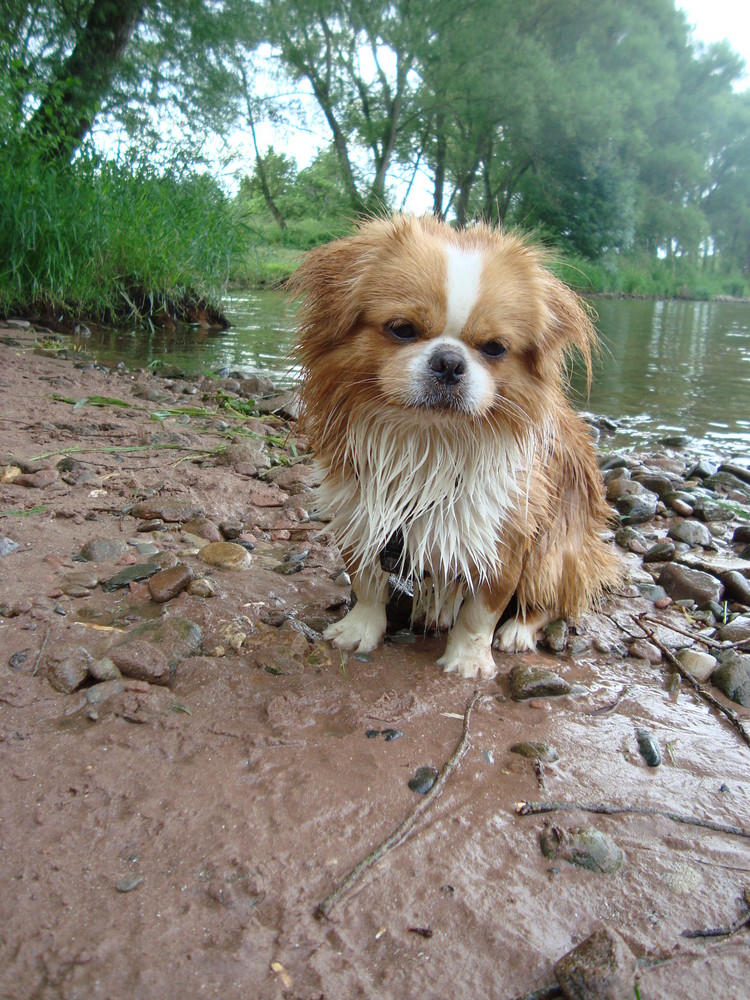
[{"xmin": 74, "ymin": 292, "xmax": 750, "ymax": 456}]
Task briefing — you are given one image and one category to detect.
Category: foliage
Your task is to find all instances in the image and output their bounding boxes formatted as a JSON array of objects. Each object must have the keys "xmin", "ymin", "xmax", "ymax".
[{"xmin": 0, "ymin": 136, "xmax": 248, "ymax": 321}]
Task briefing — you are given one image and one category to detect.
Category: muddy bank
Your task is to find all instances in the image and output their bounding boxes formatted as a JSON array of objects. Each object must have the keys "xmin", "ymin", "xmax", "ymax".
[{"xmin": 1, "ymin": 321, "xmax": 749, "ymax": 999}]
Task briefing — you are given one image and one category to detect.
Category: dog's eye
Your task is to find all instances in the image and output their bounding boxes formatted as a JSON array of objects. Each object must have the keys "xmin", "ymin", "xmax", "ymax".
[
  {"xmin": 386, "ymin": 321, "xmax": 418, "ymax": 342},
  {"xmin": 479, "ymin": 340, "xmax": 507, "ymax": 359}
]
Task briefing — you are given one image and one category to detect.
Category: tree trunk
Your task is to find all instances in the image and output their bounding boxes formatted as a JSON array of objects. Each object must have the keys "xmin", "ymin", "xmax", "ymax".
[
  {"xmin": 432, "ymin": 111, "xmax": 446, "ymax": 219},
  {"xmin": 25, "ymin": 0, "xmax": 146, "ymax": 162}
]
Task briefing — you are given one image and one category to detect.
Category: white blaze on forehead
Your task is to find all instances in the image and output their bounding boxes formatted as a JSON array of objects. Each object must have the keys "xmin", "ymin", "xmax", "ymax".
[{"xmin": 443, "ymin": 244, "xmax": 483, "ymax": 337}]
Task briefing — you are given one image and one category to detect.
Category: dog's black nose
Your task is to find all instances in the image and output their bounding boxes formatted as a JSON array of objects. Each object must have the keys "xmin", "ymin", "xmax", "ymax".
[{"xmin": 429, "ymin": 347, "xmax": 466, "ymax": 385}]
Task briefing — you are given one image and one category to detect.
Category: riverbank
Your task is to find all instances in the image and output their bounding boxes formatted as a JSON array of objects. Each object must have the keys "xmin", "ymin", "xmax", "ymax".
[{"xmin": 1, "ymin": 319, "xmax": 749, "ymax": 999}]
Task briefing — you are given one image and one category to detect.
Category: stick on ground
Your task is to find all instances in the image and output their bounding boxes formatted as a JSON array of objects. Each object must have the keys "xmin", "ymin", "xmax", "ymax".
[
  {"xmin": 315, "ymin": 689, "xmax": 481, "ymax": 919},
  {"xmin": 516, "ymin": 800, "xmax": 750, "ymax": 839}
]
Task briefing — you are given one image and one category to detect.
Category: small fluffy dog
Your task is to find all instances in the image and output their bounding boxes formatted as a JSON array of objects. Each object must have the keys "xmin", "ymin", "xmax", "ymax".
[{"xmin": 291, "ymin": 214, "xmax": 619, "ymax": 679}]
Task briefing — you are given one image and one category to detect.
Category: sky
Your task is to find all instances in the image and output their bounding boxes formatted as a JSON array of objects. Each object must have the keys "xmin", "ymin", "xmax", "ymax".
[{"xmin": 678, "ymin": 0, "xmax": 750, "ymax": 87}]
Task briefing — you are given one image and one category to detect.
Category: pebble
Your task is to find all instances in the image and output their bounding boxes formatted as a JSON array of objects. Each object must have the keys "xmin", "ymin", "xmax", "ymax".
[
  {"xmin": 716, "ymin": 616, "xmax": 750, "ymax": 643},
  {"xmin": 102, "ymin": 562, "xmax": 160, "ymax": 591},
  {"xmin": 86, "ymin": 679, "xmax": 126, "ymax": 704},
  {"xmin": 710, "ymin": 658, "xmax": 750, "ymax": 707},
  {"xmin": 643, "ymin": 540, "xmax": 676, "ymax": 563},
  {"xmin": 110, "ymin": 639, "xmax": 171, "ymax": 685},
  {"xmin": 137, "ymin": 519, "xmax": 166, "ymax": 533},
  {"xmin": 182, "ymin": 517, "xmax": 222, "ymax": 542},
  {"xmin": 110, "ymin": 616, "xmax": 203, "ymax": 684},
  {"xmin": 188, "ymin": 577, "xmax": 217, "ymax": 598},
  {"xmin": 540, "ymin": 826, "xmax": 624, "ymax": 874},
  {"xmin": 198, "ymin": 541, "xmax": 252, "ymax": 570},
  {"xmin": 615, "ymin": 491, "xmax": 658, "ymax": 525},
  {"xmin": 721, "ymin": 572, "xmax": 750, "ymax": 606},
  {"xmin": 408, "ymin": 766, "xmax": 438, "ymax": 794},
  {"xmin": 128, "ymin": 540, "xmax": 160, "ymax": 557},
  {"xmin": 14, "ymin": 468, "xmax": 58, "ymax": 489},
  {"xmin": 554, "ymin": 928, "xmax": 637, "ymax": 1000},
  {"xmin": 130, "ymin": 498, "xmax": 205, "ymax": 522},
  {"xmin": 676, "ymin": 647, "xmax": 717, "ymax": 682},
  {"xmin": 0, "ymin": 536, "xmax": 19, "ymax": 557},
  {"xmin": 627, "ymin": 640, "xmax": 662, "ymax": 664},
  {"xmin": 219, "ymin": 518, "xmax": 243, "ymax": 540},
  {"xmin": 508, "ymin": 664, "xmax": 573, "ymax": 700},
  {"xmin": 544, "ymin": 619, "xmax": 569, "ymax": 652},
  {"xmin": 509, "ymin": 741, "xmax": 560, "ymax": 763},
  {"xmin": 667, "ymin": 519, "xmax": 713, "ymax": 548},
  {"xmin": 657, "ymin": 563, "xmax": 724, "ymax": 604},
  {"xmin": 635, "ymin": 727, "xmax": 661, "ymax": 766},
  {"xmin": 46, "ymin": 648, "xmax": 90, "ymax": 693},
  {"xmin": 733, "ymin": 525, "xmax": 750, "ymax": 544},
  {"xmin": 614, "ymin": 526, "xmax": 649, "ymax": 554},
  {"xmin": 78, "ymin": 538, "xmax": 129, "ymax": 562},
  {"xmin": 115, "ymin": 875, "xmax": 143, "ymax": 893},
  {"xmin": 148, "ymin": 563, "xmax": 192, "ymax": 603}
]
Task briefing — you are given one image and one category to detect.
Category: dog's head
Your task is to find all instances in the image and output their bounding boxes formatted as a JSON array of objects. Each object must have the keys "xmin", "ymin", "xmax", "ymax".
[{"xmin": 291, "ymin": 214, "xmax": 596, "ymax": 436}]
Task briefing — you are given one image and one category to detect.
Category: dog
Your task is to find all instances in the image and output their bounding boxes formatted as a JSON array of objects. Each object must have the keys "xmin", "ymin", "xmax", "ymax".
[{"xmin": 290, "ymin": 214, "xmax": 619, "ymax": 679}]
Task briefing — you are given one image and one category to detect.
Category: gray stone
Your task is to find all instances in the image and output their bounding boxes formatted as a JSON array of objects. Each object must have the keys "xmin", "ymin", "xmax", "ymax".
[
  {"xmin": 86, "ymin": 679, "xmax": 126, "ymax": 704},
  {"xmin": 130, "ymin": 498, "xmax": 205, "ymax": 522},
  {"xmin": 509, "ymin": 664, "xmax": 572, "ymax": 700},
  {"xmin": 112, "ymin": 616, "xmax": 202, "ymax": 682},
  {"xmin": 716, "ymin": 616, "xmax": 750, "ymax": 643},
  {"xmin": 606, "ymin": 478, "xmax": 646, "ymax": 501},
  {"xmin": 239, "ymin": 374, "xmax": 276, "ymax": 397},
  {"xmin": 711, "ymin": 660, "xmax": 750, "ymax": 707},
  {"xmin": 615, "ymin": 491, "xmax": 658, "ymax": 525},
  {"xmin": 614, "ymin": 526, "xmax": 649, "ymax": 554},
  {"xmin": 0, "ymin": 536, "xmax": 19, "ymax": 557},
  {"xmin": 643, "ymin": 540, "xmax": 676, "ymax": 563},
  {"xmin": 733, "ymin": 526, "xmax": 750, "ymax": 544},
  {"xmin": 554, "ymin": 928, "xmax": 637, "ymax": 1000},
  {"xmin": 110, "ymin": 638, "xmax": 171, "ymax": 685},
  {"xmin": 657, "ymin": 563, "xmax": 724, "ymax": 604},
  {"xmin": 540, "ymin": 826, "xmax": 624, "ymax": 874},
  {"xmin": 628, "ymin": 639, "xmax": 662, "ymax": 664},
  {"xmin": 721, "ymin": 572, "xmax": 750, "ymax": 606},
  {"xmin": 102, "ymin": 562, "xmax": 160, "ymax": 591},
  {"xmin": 667, "ymin": 520, "xmax": 713, "ymax": 548},
  {"xmin": 78, "ymin": 538, "xmax": 129, "ymax": 563},
  {"xmin": 509, "ymin": 741, "xmax": 560, "ymax": 762},
  {"xmin": 187, "ymin": 577, "xmax": 217, "ymax": 598},
  {"xmin": 677, "ymin": 647, "xmax": 717, "ymax": 682},
  {"xmin": 47, "ymin": 648, "xmax": 90, "ymax": 693},
  {"xmin": 88, "ymin": 656, "xmax": 121, "ymax": 681},
  {"xmin": 543, "ymin": 619, "xmax": 569, "ymax": 653}
]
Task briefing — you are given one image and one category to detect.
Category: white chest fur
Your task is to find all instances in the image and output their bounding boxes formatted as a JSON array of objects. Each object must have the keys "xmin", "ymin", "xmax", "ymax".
[{"xmin": 316, "ymin": 410, "xmax": 536, "ymax": 592}]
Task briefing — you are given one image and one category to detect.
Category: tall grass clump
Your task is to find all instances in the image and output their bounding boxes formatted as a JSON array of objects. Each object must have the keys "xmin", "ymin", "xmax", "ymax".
[{"xmin": 0, "ymin": 137, "xmax": 250, "ymax": 324}]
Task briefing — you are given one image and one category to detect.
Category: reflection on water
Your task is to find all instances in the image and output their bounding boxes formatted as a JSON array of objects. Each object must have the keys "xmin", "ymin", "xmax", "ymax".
[{"xmin": 77, "ymin": 292, "xmax": 750, "ymax": 455}]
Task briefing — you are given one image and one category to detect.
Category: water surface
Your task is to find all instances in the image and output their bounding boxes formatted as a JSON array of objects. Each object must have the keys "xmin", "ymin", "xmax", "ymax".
[{"xmin": 76, "ymin": 293, "xmax": 750, "ymax": 456}]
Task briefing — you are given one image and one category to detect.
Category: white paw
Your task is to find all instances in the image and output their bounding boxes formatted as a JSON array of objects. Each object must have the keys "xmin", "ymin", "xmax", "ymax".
[
  {"xmin": 438, "ymin": 623, "xmax": 498, "ymax": 678},
  {"xmin": 493, "ymin": 618, "xmax": 540, "ymax": 653},
  {"xmin": 323, "ymin": 603, "xmax": 387, "ymax": 654}
]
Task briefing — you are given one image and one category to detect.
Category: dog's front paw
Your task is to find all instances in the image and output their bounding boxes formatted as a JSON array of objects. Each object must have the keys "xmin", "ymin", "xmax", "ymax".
[
  {"xmin": 438, "ymin": 645, "xmax": 497, "ymax": 679},
  {"xmin": 493, "ymin": 616, "xmax": 542, "ymax": 653},
  {"xmin": 324, "ymin": 603, "xmax": 387, "ymax": 654}
]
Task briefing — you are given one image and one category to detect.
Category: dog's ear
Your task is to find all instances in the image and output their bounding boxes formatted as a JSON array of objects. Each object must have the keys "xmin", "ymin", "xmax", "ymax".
[
  {"xmin": 287, "ymin": 236, "xmax": 365, "ymax": 347},
  {"xmin": 540, "ymin": 274, "xmax": 597, "ymax": 388}
]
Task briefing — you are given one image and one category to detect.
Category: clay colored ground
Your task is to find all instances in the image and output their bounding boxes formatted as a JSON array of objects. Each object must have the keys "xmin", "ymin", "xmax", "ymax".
[{"xmin": 0, "ymin": 322, "xmax": 749, "ymax": 999}]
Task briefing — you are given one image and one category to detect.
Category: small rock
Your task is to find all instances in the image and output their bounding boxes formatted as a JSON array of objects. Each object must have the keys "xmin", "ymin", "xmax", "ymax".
[
  {"xmin": 110, "ymin": 639, "xmax": 171, "ymax": 685},
  {"xmin": 540, "ymin": 826, "xmax": 624, "ymax": 874},
  {"xmin": 509, "ymin": 741, "xmax": 560, "ymax": 763},
  {"xmin": 88, "ymin": 656, "xmax": 121, "ymax": 682},
  {"xmin": 128, "ymin": 540, "xmax": 159, "ymax": 557},
  {"xmin": 86, "ymin": 679, "xmax": 126, "ymax": 704},
  {"xmin": 0, "ymin": 536, "xmax": 19, "ymax": 557},
  {"xmin": 198, "ymin": 541, "xmax": 252, "ymax": 570},
  {"xmin": 733, "ymin": 525, "xmax": 750, "ymax": 544},
  {"xmin": 657, "ymin": 564, "xmax": 724, "ymax": 605},
  {"xmin": 711, "ymin": 659, "xmax": 750, "ymax": 707},
  {"xmin": 544, "ymin": 619, "xmax": 569, "ymax": 653},
  {"xmin": 14, "ymin": 468, "xmax": 58, "ymax": 489},
  {"xmin": 188, "ymin": 577, "xmax": 217, "ymax": 598},
  {"xmin": 130, "ymin": 499, "xmax": 205, "ymax": 522},
  {"xmin": 667, "ymin": 520, "xmax": 713, "ymax": 549},
  {"xmin": 47, "ymin": 648, "xmax": 90, "ymax": 693},
  {"xmin": 643, "ymin": 540, "xmax": 676, "ymax": 563},
  {"xmin": 102, "ymin": 562, "xmax": 160, "ymax": 591},
  {"xmin": 408, "ymin": 766, "xmax": 438, "ymax": 795},
  {"xmin": 628, "ymin": 639, "xmax": 662, "ymax": 663},
  {"xmin": 687, "ymin": 460, "xmax": 717, "ymax": 480},
  {"xmin": 239, "ymin": 373, "xmax": 276, "ymax": 397},
  {"xmin": 78, "ymin": 538, "xmax": 129, "ymax": 563},
  {"xmin": 148, "ymin": 563, "xmax": 192, "ymax": 603},
  {"xmin": 615, "ymin": 491, "xmax": 658, "ymax": 525},
  {"xmin": 614, "ymin": 526, "xmax": 649, "ymax": 554},
  {"xmin": 115, "ymin": 875, "xmax": 143, "ymax": 893},
  {"xmin": 219, "ymin": 518, "xmax": 243, "ymax": 540},
  {"xmin": 509, "ymin": 664, "xmax": 573, "ymax": 700},
  {"xmin": 182, "ymin": 517, "xmax": 222, "ymax": 542},
  {"xmin": 676, "ymin": 647, "xmax": 717, "ymax": 682},
  {"xmin": 635, "ymin": 727, "xmax": 661, "ymax": 766},
  {"xmin": 716, "ymin": 616, "xmax": 750, "ymax": 643},
  {"xmin": 721, "ymin": 572, "xmax": 750, "ymax": 606},
  {"xmin": 554, "ymin": 928, "xmax": 637, "ymax": 1000}
]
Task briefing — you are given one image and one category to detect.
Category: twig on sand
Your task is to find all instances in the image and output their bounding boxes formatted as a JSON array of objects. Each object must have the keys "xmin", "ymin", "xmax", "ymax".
[
  {"xmin": 32, "ymin": 626, "xmax": 50, "ymax": 676},
  {"xmin": 633, "ymin": 615, "xmax": 750, "ymax": 751},
  {"xmin": 682, "ymin": 890, "xmax": 750, "ymax": 938},
  {"xmin": 315, "ymin": 690, "xmax": 481, "ymax": 920},
  {"xmin": 515, "ymin": 800, "xmax": 750, "ymax": 839}
]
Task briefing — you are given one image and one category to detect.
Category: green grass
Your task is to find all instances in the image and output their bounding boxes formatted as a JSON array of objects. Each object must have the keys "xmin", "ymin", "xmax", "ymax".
[{"xmin": 0, "ymin": 139, "xmax": 250, "ymax": 323}]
